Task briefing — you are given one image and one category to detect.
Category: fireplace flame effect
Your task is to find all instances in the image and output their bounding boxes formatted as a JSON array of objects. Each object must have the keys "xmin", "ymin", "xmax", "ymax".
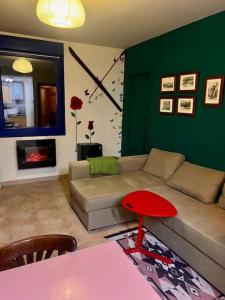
[{"xmin": 26, "ymin": 152, "xmax": 48, "ymax": 163}]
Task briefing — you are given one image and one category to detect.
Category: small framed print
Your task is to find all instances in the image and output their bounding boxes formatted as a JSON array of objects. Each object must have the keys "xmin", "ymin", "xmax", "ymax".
[
  {"xmin": 159, "ymin": 97, "xmax": 174, "ymax": 114},
  {"xmin": 177, "ymin": 97, "xmax": 196, "ymax": 116},
  {"xmin": 179, "ymin": 72, "xmax": 199, "ymax": 92},
  {"xmin": 204, "ymin": 76, "xmax": 224, "ymax": 107},
  {"xmin": 161, "ymin": 75, "xmax": 176, "ymax": 92}
]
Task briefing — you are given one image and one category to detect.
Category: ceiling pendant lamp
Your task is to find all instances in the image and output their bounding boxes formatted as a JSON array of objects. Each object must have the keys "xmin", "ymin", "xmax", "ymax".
[
  {"xmin": 36, "ymin": 0, "xmax": 85, "ymax": 28},
  {"xmin": 12, "ymin": 58, "xmax": 33, "ymax": 74}
]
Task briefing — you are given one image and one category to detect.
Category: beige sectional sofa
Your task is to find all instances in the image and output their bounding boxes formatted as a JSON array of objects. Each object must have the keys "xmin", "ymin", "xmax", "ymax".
[{"xmin": 69, "ymin": 148, "xmax": 225, "ymax": 293}]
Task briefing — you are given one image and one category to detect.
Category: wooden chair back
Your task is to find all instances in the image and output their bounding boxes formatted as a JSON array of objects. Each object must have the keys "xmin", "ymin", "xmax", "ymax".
[{"xmin": 0, "ymin": 234, "xmax": 77, "ymax": 272}]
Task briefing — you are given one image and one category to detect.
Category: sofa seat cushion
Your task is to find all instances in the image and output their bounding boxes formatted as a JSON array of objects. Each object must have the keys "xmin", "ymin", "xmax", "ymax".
[
  {"xmin": 144, "ymin": 185, "xmax": 225, "ymax": 268},
  {"xmin": 167, "ymin": 162, "xmax": 225, "ymax": 204},
  {"xmin": 70, "ymin": 171, "xmax": 164, "ymax": 212},
  {"xmin": 142, "ymin": 148, "xmax": 185, "ymax": 182}
]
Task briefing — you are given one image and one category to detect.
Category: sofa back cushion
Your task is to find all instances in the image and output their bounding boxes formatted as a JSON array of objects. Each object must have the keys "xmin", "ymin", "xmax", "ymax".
[
  {"xmin": 167, "ymin": 162, "xmax": 225, "ymax": 203},
  {"xmin": 142, "ymin": 148, "xmax": 185, "ymax": 182},
  {"xmin": 218, "ymin": 184, "xmax": 225, "ymax": 209}
]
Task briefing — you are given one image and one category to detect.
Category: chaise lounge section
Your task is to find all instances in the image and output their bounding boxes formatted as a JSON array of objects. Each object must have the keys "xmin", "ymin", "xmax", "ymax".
[{"xmin": 69, "ymin": 155, "xmax": 160, "ymax": 230}]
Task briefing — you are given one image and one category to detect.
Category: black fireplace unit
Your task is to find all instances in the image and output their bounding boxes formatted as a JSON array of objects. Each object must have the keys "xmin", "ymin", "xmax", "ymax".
[{"xmin": 16, "ymin": 139, "xmax": 56, "ymax": 169}]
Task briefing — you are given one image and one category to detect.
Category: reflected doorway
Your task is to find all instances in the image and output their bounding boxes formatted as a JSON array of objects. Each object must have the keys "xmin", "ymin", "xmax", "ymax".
[{"xmin": 38, "ymin": 84, "xmax": 57, "ymax": 127}]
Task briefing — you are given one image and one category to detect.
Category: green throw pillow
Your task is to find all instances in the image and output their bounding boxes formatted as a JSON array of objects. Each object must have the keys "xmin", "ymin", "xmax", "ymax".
[{"xmin": 87, "ymin": 156, "xmax": 119, "ymax": 175}]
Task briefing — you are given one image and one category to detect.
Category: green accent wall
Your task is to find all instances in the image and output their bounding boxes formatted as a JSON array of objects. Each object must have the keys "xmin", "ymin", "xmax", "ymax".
[{"xmin": 122, "ymin": 11, "xmax": 225, "ymax": 171}]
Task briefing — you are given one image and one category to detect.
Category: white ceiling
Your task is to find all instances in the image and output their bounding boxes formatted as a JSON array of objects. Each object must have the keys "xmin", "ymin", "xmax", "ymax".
[{"xmin": 0, "ymin": 0, "xmax": 224, "ymax": 49}]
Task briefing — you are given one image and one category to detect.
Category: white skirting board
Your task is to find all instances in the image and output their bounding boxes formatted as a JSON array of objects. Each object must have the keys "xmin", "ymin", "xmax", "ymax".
[{"xmin": 0, "ymin": 174, "xmax": 68, "ymax": 186}]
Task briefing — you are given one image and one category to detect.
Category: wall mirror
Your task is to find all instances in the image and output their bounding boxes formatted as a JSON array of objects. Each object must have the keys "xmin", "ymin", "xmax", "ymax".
[{"xmin": 0, "ymin": 35, "xmax": 65, "ymax": 137}]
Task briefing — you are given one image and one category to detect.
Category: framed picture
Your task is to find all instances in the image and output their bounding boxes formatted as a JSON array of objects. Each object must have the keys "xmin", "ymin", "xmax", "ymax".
[
  {"xmin": 203, "ymin": 76, "xmax": 224, "ymax": 106},
  {"xmin": 179, "ymin": 72, "xmax": 199, "ymax": 92},
  {"xmin": 161, "ymin": 75, "xmax": 176, "ymax": 92},
  {"xmin": 159, "ymin": 97, "xmax": 174, "ymax": 114},
  {"xmin": 177, "ymin": 97, "xmax": 196, "ymax": 116}
]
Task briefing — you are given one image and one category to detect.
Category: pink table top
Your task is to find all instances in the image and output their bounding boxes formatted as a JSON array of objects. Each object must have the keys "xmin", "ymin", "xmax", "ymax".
[{"xmin": 0, "ymin": 241, "xmax": 161, "ymax": 300}]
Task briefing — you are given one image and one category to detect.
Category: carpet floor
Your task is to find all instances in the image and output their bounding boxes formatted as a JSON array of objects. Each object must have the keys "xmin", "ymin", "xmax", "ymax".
[
  {"xmin": 106, "ymin": 228, "xmax": 225, "ymax": 300},
  {"xmin": 0, "ymin": 178, "xmax": 136, "ymax": 249}
]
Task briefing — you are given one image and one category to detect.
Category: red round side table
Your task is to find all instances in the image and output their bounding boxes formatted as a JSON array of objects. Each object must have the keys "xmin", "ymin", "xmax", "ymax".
[{"xmin": 122, "ymin": 190, "xmax": 177, "ymax": 265}]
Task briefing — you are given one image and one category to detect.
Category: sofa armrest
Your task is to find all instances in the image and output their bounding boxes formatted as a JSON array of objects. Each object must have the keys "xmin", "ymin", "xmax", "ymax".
[
  {"xmin": 69, "ymin": 160, "xmax": 91, "ymax": 180},
  {"xmin": 118, "ymin": 155, "xmax": 148, "ymax": 173}
]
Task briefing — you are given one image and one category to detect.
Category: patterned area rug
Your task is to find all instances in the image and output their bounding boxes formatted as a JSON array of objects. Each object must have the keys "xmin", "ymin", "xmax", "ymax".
[{"xmin": 105, "ymin": 228, "xmax": 225, "ymax": 300}]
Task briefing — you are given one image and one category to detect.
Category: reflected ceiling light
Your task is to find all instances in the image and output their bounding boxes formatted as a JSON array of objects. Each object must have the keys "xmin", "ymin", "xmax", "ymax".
[
  {"xmin": 12, "ymin": 58, "xmax": 33, "ymax": 74},
  {"xmin": 36, "ymin": 0, "xmax": 85, "ymax": 28},
  {"xmin": 4, "ymin": 78, "xmax": 14, "ymax": 83}
]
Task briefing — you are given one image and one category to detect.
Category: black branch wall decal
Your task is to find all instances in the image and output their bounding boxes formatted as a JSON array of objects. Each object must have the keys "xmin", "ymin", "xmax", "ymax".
[{"xmin": 69, "ymin": 46, "xmax": 123, "ymax": 112}]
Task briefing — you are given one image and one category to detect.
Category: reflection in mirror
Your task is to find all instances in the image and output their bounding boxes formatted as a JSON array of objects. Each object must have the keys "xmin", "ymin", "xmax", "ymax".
[
  {"xmin": 38, "ymin": 84, "xmax": 57, "ymax": 127},
  {"xmin": 0, "ymin": 55, "xmax": 57, "ymax": 129}
]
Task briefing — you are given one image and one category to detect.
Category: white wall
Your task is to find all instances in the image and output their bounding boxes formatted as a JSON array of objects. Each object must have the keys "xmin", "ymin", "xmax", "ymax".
[{"xmin": 0, "ymin": 33, "xmax": 124, "ymax": 183}]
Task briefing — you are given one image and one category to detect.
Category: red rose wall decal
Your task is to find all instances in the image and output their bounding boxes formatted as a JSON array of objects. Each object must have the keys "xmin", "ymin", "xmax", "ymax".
[
  {"xmin": 85, "ymin": 121, "xmax": 95, "ymax": 143},
  {"xmin": 70, "ymin": 96, "xmax": 83, "ymax": 110},
  {"xmin": 70, "ymin": 96, "xmax": 83, "ymax": 151},
  {"xmin": 88, "ymin": 121, "xmax": 94, "ymax": 130}
]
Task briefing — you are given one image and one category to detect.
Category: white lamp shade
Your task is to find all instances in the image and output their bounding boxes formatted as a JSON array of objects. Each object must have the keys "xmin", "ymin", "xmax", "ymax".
[
  {"xmin": 12, "ymin": 58, "xmax": 33, "ymax": 74},
  {"xmin": 36, "ymin": 0, "xmax": 85, "ymax": 28}
]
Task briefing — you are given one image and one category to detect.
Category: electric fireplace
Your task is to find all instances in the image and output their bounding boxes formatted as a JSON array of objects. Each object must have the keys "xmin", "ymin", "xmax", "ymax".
[{"xmin": 16, "ymin": 139, "xmax": 56, "ymax": 169}]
